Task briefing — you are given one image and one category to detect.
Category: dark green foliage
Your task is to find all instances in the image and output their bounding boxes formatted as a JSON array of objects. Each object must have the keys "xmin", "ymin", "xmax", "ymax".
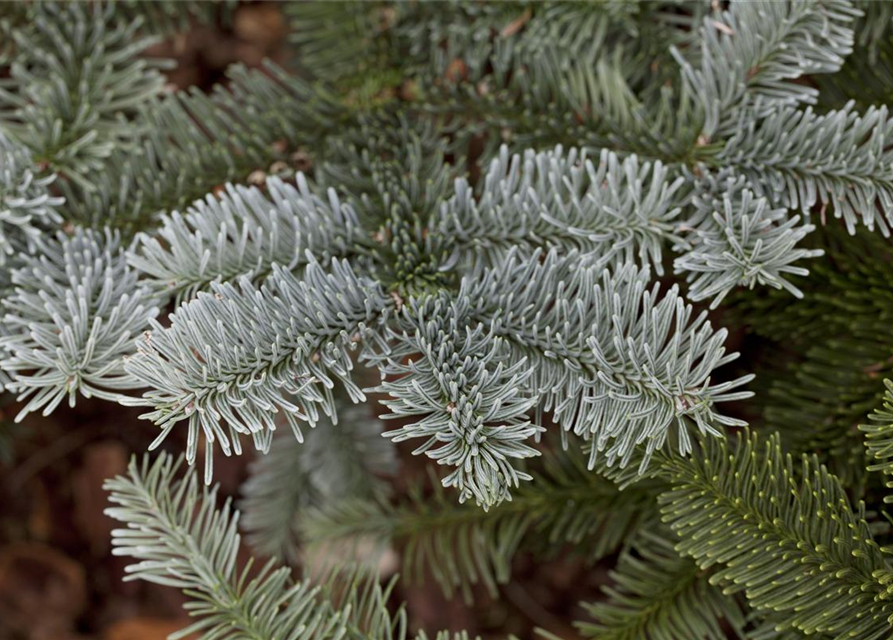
[
  {"xmin": 65, "ymin": 63, "xmax": 350, "ymax": 232},
  {"xmin": 818, "ymin": 2, "xmax": 893, "ymax": 109},
  {"xmin": 660, "ymin": 431, "xmax": 893, "ymax": 640},
  {"xmin": 0, "ymin": 2, "xmax": 171, "ymax": 188},
  {"xmin": 288, "ymin": 1, "xmax": 709, "ymax": 161},
  {"xmin": 113, "ymin": 0, "xmax": 236, "ymax": 36},
  {"xmin": 731, "ymin": 228, "xmax": 893, "ymax": 487},
  {"xmin": 577, "ymin": 530, "xmax": 746, "ymax": 640},
  {"xmin": 862, "ymin": 379, "xmax": 893, "ymax": 504}
]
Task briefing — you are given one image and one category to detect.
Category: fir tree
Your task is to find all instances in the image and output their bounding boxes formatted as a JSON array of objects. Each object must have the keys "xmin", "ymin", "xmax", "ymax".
[{"xmin": 1, "ymin": 1, "xmax": 893, "ymax": 638}]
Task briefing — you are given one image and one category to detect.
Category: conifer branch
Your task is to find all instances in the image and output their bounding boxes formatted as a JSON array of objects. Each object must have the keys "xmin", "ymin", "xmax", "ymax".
[
  {"xmin": 0, "ymin": 133, "xmax": 62, "ymax": 268},
  {"xmin": 443, "ymin": 145, "xmax": 686, "ymax": 274},
  {"xmin": 677, "ymin": 0, "xmax": 859, "ymax": 137},
  {"xmin": 675, "ymin": 181, "xmax": 822, "ymax": 308},
  {"xmin": 660, "ymin": 431, "xmax": 893, "ymax": 640},
  {"xmin": 115, "ymin": 0, "xmax": 236, "ymax": 37},
  {"xmin": 0, "ymin": 2, "xmax": 171, "ymax": 190},
  {"xmin": 861, "ymin": 379, "xmax": 893, "ymax": 504},
  {"xmin": 0, "ymin": 228, "xmax": 159, "ymax": 419},
  {"xmin": 463, "ymin": 250, "xmax": 753, "ymax": 470},
  {"xmin": 124, "ymin": 258, "xmax": 391, "ymax": 482},
  {"xmin": 718, "ymin": 102, "xmax": 893, "ymax": 234},
  {"xmin": 129, "ymin": 173, "xmax": 369, "ymax": 301},
  {"xmin": 577, "ymin": 530, "xmax": 746, "ymax": 640},
  {"xmin": 731, "ymin": 228, "xmax": 893, "ymax": 486},
  {"xmin": 105, "ymin": 452, "xmax": 411, "ymax": 640},
  {"xmin": 316, "ymin": 113, "xmax": 456, "ymax": 226},
  {"xmin": 369, "ymin": 294, "xmax": 542, "ymax": 509},
  {"xmin": 63, "ymin": 62, "xmax": 349, "ymax": 230}
]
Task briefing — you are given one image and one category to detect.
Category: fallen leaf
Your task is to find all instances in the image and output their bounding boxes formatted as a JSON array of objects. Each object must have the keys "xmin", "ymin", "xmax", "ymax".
[{"xmin": 103, "ymin": 617, "xmax": 199, "ymax": 640}]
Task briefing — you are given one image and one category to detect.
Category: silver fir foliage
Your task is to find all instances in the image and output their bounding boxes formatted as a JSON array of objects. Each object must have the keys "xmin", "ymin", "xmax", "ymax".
[
  {"xmin": 443, "ymin": 145, "xmax": 686, "ymax": 274},
  {"xmin": 676, "ymin": 0, "xmax": 859, "ymax": 138},
  {"xmin": 461, "ymin": 250, "xmax": 754, "ymax": 471},
  {"xmin": 0, "ymin": 133, "xmax": 62, "ymax": 268},
  {"xmin": 0, "ymin": 1, "xmax": 891, "ymax": 637},
  {"xmin": 675, "ymin": 181, "xmax": 823, "ymax": 308},
  {"xmin": 2, "ymin": 0, "xmax": 891, "ymax": 518},
  {"xmin": 369, "ymin": 294, "xmax": 542, "ymax": 508},
  {"xmin": 717, "ymin": 102, "xmax": 893, "ymax": 234},
  {"xmin": 129, "ymin": 173, "xmax": 368, "ymax": 301},
  {"xmin": 123, "ymin": 258, "xmax": 391, "ymax": 483},
  {"xmin": 0, "ymin": 227, "xmax": 159, "ymax": 419}
]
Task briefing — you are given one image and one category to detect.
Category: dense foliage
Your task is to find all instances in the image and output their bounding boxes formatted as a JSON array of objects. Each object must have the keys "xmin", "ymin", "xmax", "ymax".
[{"xmin": 3, "ymin": 1, "xmax": 893, "ymax": 638}]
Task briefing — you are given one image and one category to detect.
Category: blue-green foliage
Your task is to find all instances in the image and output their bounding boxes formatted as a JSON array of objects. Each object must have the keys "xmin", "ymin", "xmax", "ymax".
[{"xmin": 0, "ymin": 1, "xmax": 892, "ymax": 638}]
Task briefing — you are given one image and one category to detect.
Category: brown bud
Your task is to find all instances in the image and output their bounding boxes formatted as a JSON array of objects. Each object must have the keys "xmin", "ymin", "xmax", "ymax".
[
  {"xmin": 290, "ymin": 149, "xmax": 312, "ymax": 173},
  {"xmin": 445, "ymin": 58, "xmax": 467, "ymax": 84}
]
